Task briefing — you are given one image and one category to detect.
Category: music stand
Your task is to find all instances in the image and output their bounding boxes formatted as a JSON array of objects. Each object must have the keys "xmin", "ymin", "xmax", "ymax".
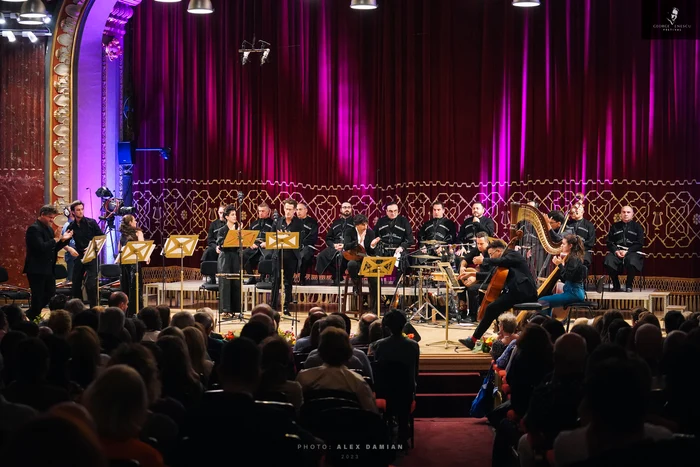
[
  {"xmin": 359, "ymin": 256, "xmax": 395, "ymax": 318},
  {"xmin": 224, "ymin": 229, "xmax": 258, "ymax": 320},
  {"xmin": 265, "ymin": 232, "xmax": 300, "ymax": 329},
  {"xmin": 163, "ymin": 235, "xmax": 199, "ymax": 310},
  {"xmin": 82, "ymin": 235, "xmax": 107, "ymax": 305},
  {"xmin": 427, "ymin": 262, "xmax": 464, "ymax": 348},
  {"xmin": 120, "ymin": 240, "xmax": 155, "ymax": 313}
]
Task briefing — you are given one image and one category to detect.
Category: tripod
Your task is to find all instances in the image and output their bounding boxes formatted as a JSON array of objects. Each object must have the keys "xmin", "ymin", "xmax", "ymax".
[
  {"xmin": 407, "ymin": 266, "xmax": 440, "ymax": 322},
  {"xmin": 427, "ymin": 267, "xmax": 463, "ymax": 349}
]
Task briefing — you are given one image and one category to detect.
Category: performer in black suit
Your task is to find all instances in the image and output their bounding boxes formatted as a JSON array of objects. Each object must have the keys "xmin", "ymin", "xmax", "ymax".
[
  {"xmin": 315, "ymin": 202, "xmax": 354, "ymax": 284},
  {"xmin": 457, "ymin": 202, "xmax": 496, "ymax": 247},
  {"xmin": 457, "ymin": 232, "xmax": 492, "ymax": 323},
  {"xmin": 549, "ymin": 202, "xmax": 596, "ymax": 268},
  {"xmin": 296, "ymin": 202, "xmax": 319, "ymax": 285},
  {"xmin": 416, "ymin": 201, "xmax": 457, "ymax": 263},
  {"xmin": 459, "ymin": 239, "xmax": 537, "ymax": 349},
  {"xmin": 217, "ymin": 205, "xmax": 241, "ymax": 315},
  {"xmin": 65, "ymin": 200, "xmax": 104, "ymax": 307},
  {"xmin": 604, "ymin": 206, "xmax": 645, "ymax": 292},
  {"xmin": 242, "ymin": 203, "xmax": 275, "ymax": 284},
  {"xmin": 202, "ymin": 205, "xmax": 226, "ymax": 284},
  {"xmin": 343, "ymin": 214, "xmax": 381, "ymax": 308},
  {"xmin": 270, "ymin": 199, "xmax": 304, "ymax": 313},
  {"xmin": 23, "ymin": 205, "xmax": 73, "ymax": 320},
  {"xmin": 373, "ymin": 202, "xmax": 414, "ymax": 274}
]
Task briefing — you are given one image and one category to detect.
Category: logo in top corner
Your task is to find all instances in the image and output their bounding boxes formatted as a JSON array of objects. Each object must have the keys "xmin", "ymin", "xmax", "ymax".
[{"xmin": 667, "ymin": 6, "xmax": 679, "ymax": 25}]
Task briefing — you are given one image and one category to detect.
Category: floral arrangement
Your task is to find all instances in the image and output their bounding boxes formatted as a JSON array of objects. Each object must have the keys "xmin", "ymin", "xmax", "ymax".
[
  {"xmin": 476, "ymin": 336, "xmax": 495, "ymax": 353},
  {"xmin": 278, "ymin": 328, "xmax": 297, "ymax": 346},
  {"xmin": 223, "ymin": 330, "xmax": 237, "ymax": 341},
  {"xmin": 402, "ymin": 332, "xmax": 416, "ymax": 340}
]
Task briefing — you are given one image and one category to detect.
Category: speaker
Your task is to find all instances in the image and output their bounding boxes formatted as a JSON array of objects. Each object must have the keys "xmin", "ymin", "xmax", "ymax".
[{"xmin": 118, "ymin": 141, "xmax": 134, "ymax": 165}]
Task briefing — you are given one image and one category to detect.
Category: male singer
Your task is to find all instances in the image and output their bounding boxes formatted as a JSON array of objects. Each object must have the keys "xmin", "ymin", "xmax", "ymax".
[
  {"xmin": 270, "ymin": 199, "xmax": 303, "ymax": 314},
  {"xmin": 242, "ymin": 202, "xmax": 275, "ymax": 284},
  {"xmin": 296, "ymin": 202, "xmax": 319, "ymax": 285},
  {"xmin": 23, "ymin": 205, "xmax": 73, "ymax": 320},
  {"xmin": 66, "ymin": 200, "xmax": 104, "ymax": 307}
]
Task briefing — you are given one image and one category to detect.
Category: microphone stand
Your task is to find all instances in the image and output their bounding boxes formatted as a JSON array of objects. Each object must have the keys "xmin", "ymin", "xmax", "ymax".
[{"xmin": 236, "ymin": 194, "xmax": 246, "ymax": 322}]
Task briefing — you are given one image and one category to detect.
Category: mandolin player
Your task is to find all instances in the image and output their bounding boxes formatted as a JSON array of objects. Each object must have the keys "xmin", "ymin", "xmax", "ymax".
[{"xmin": 343, "ymin": 214, "xmax": 381, "ymax": 308}]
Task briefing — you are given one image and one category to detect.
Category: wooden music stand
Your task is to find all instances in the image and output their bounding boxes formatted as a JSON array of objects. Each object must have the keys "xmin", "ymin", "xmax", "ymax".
[
  {"xmin": 82, "ymin": 235, "xmax": 107, "ymax": 302},
  {"xmin": 359, "ymin": 256, "xmax": 395, "ymax": 318},
  {"xmin": 427, "ymin": 262, "xmax": 464, "ymax": 348},
  {"xmin": 265, "ymin": 231, "xmax": 300, "ymax": 314},
  {"xmin": 223, "ymin": 229, "xmax": 258, "ymax": 319},
  {"xmin": 120, "ymin": 240, "xmax": 155, "ymax": 313},
  {"xmin": 163, "ymin": 235, "xmax": 199, "ymax": 309}
]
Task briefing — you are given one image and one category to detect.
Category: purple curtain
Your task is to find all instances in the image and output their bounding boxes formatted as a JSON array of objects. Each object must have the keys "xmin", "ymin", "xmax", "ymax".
[{"xmin": 130, "ymin": 0, "xmax": 700, "ymax": 277}]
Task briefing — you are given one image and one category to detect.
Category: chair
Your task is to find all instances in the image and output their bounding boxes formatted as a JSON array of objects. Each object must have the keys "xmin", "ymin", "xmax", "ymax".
[
  {"xmin": 304, "ymin": 389, "xmax": 360, "ymax": 402},
  {"xmin": 255, "ymin": 399, "xmax": 296, "ymax": 419},
  {"xmin": 199, "ymin": 261, "xmax": 219, "ymax": 303},
  {"xmin": 563, "ymin": 276, "xmax": 606, "ymax": 331},
  {"xmin": 254, "ymin": 390, "xmax": 289, "ymax": 403},
  {"xmin": 299, "ymin": 396, "xmax": 361, "ymax": 433},
  {"xmin": 293, "ymin": 351, "xmax": 309, "ymax": 371},
  {"xmin": 254, "ymin": 259, "xmax": 274, "ymax": 303},
  {"xmin": 0, "ymin": 266, "xmax": 31, "ymax": 304},
  {"xmin": 373, "ymin": 360, "xmax": 416, "ymax": 448},
  {"xmin": 512, "ymin": 302, "xmax": 543, "ymax": 315},
  {"xmin": 54, "ymin": 264, "xmax": 73, "ymax": 298},
  {"xmin": 99, "ymin": 263, "xmax": 122, "ymax": 304},
  {"xmin": 108, "ymin": 460, "xmax": 140, "ymax": 467}
]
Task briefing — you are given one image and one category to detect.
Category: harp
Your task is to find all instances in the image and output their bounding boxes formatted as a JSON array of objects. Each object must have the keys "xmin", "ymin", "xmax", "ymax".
[{"xmin": 509, "ymin": 202, "xmax": 563, "ymax": 297}]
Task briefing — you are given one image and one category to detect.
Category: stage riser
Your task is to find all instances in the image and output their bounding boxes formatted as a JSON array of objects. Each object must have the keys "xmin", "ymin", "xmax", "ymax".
[{"xmin": 413, "ymin": 372, "xmax": 483, "ymax": 418}]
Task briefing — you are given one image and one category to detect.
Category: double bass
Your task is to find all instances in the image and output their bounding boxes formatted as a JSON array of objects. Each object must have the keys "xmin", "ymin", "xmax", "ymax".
[{"xmin": 475, "ymin": 231, "xmax": 523, "ymax": 321}]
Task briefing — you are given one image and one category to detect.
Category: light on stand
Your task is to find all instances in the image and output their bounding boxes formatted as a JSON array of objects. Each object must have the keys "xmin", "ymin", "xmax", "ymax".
[
  {"xmin": 350, "ymin": 0, "xmax": 378, "ymax": 10},
  {"xmin": 512, "ymin": 0, "xmax": 541, "ymax": 7},
  {"xmin": 187, "ymin": 0, "xmax": 214, "ymax": 14}
]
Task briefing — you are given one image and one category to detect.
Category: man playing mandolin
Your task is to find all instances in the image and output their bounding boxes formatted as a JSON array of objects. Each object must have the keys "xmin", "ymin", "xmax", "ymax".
[{"xmin": 343, "ymin": 215, "xmax": 381, "ymax": 309}]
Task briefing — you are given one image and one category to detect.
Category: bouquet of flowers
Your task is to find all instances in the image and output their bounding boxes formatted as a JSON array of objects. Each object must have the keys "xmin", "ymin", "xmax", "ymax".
[
  {"xmin": 476, "ymin": 336, "xmax": 495, "ymax": 353},
  {"xmin": 278, "ymin": 328, "xmax": 296, "ymax": 346},
  {"xmin": 223, "ymin": 330, "xmax": 238, "ymax": 342},
  {"xmin": 402, "ymin": 332, "xmax": 416, "ymax": 340}
]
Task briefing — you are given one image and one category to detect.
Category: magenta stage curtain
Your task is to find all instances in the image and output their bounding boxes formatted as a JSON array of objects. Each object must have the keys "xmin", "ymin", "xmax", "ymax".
[{"xmin": 130, "ymin": 0, "xmax": 700, "ymax": 278}]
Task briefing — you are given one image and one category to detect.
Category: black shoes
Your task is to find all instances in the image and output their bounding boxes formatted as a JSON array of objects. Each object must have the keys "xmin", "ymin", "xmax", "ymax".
[
  {"xmin": 458, "ymin": 338, "xmax": 476, "ymax": 350},
  {"xmin": 625, "ymin": 287, "xmax": 633, "ymax": 292},
  {"xmin": 611, "ymin": 287, "xmax": 622, "ymax": 292}
]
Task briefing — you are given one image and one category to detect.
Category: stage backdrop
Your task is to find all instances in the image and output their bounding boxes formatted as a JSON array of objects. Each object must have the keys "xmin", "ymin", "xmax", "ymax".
[{"xmin": 130, "ymin": 0, "xmax": 700, "ymax": 278}]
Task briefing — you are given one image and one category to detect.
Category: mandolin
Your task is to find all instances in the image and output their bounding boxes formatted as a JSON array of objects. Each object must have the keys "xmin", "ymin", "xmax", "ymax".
[
  {"xmin": 476, "ymin": 231, "xmax": 523, "ymax": 321},
  {"xmin": 343, "ymin": 244, "xmax": 367, "ymax": 262}
]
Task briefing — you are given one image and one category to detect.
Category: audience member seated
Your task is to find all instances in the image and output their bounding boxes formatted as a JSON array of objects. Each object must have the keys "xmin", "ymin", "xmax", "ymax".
[
  {"xmin": 367, "ymin": 319, "xmax": 386, "ymax": 355},
  {"xmin": 42, "ymin": 333, "xmax": 82, "ymax": 398},
  {"xmin": 251, "ymin": 303, "xmax": 280, "ymax": 331},
  {"xmin": 506, "ymin": 324, "xmax": 554, "ymax": 418},
  {"xmin": 542, "ymin": 318, "xmax": 566, "ymax": 345},
  {"xmin": 156, "ymin": 336, "xmax": 203, "ymax": 409},
  {"xmin": 1, "ymin": 304, "xmax": 26, "ymax": 330},
  {"xmin": 663, "ymin": 340, "xmax": 700, "ymax": 435},
  {"xmin": 330, "ymin": 311, "xmax": 352, "ymax": 334},
  {"xmin": 600, "ymin": 310, "xmax": 624, "ymax": 343},
  {"xmin": 350, "ymin": 312, "xmax": 377, "ymax": 346},
  {"xmin": 156, "ymin": 305, "xmax": 171, "ymax": 328},
  {"xmin": 67, "ymin": 326, "xmax": 101, "ymax": 390},
  {"xmin": 170, "ymin": 311, "xmax": 195, "ymax": 329},
  {"xmin": 46, "ymin": 310, "xmax": 72, "ymax": 338},
  {"xmin": 679, "ymin": 318, "xmax": 699, "ymax": 333},
  {"xmin": 83, "ymin": 365, "xmax": 165, "ymax": 467},
  {"xmin": 72, "ymin": 310, "xmax": 99, "ymax": 331},
  {"xmin": 297, "ymin": 327, "xmax": 377, "ymax": 413},
  {"xmin": 48, "ymin": 294, "xmax": 69, "ymax": 311},
  {"xmin": 1, "ymin": 330, "xmax": 27, "ymax": 386},
  {"xmin": 240, "ymin": 318, "xmax": 275, "ymax": 345},
  {"xmin": 636, "ymin": 311, "xmax": 661, "ymax": 328},
  {"xmin": 553, "ymin": 352, "xmax": 672, "ymax": 466},
  {"xmin": 570, "ymin": 324, "xmax": 602, "ymax": 354},
  {"xmin": 631, "ymin": 306, "xmax": 648, "ymax": 326},
  {"xmin": 107, "ymin": 291, "xmax": 130, "ymax": 317},
  {"xmin": 137, "ymin": 306, "xmax": 162, "ymax": 342},
  {"xmin": 664, "ymin": 310, "xmax": 685, "ymax": 334},
  {"xmin": 194, "ymin": 310, "xmax": 223, "ymax": 363},
  {"xmin": 634, "ymin": 324, "xmax": 663, "ymax": 378},
  {"xmin": 372, "ymin": 309, "xmax": 419, "ymax": 391},
  {"xmin": 98, "ymin": 307, "xmax": 127, "ymax": 355},
  {"xmin": 183, "ymin": 337, "xmax": 319, "ymax": 465},
  {"xmin": 518, "ymin": 334, "xmax": 587, "ymax": 466},
  {"xmin": 0, "ymin": 392, "xmax": 37, "ymax": 441},
  {"xmin": 490, "ymin": 312, "xmax": 517, "ymax": 360},
  {"xmin": 14, "ymin": 320, "xmax": 39, "ymax": 337},
  {"xmin": 183, "ymin": 327, "xmax": 213, "ymax": 386},
  {"xmin": 2, "ymin": 337, "xmax": 71, "ymax": 411},
  {"xmin": 294, "ymin": 309, "xmax": 327, "ymax": 352},
  {"xmin": 258, "ymin": 335, "xmax": 303, "ymax": 412},
  {"xmin": 301, "ymin": 315, "xmax": 374, "ymax": 381},
  {"xmin": 158, "ymin": 325, "xmax": 186, "ymax": 341},
  {"xmin": 64, "ymin": 298, "xmax": 88, "ymax": 317}
]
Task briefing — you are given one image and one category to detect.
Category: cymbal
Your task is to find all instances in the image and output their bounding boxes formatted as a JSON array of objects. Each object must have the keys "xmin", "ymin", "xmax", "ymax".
[
  {"xmin": 410, "ymin": 264, "xmax": 436, "ymax": 269},
  {"xmin": 412, "ymin": 254, "xmax": 440, "ymax": 260},
  {"xmin": 421, "ymin": 239, "xmax": 446, "ymax": 245}
]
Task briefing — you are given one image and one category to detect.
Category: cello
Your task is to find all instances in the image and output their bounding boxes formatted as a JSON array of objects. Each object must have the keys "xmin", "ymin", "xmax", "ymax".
[{"xmin": 476, "ymin": 231, "xmax": 523, "ymax": 321}]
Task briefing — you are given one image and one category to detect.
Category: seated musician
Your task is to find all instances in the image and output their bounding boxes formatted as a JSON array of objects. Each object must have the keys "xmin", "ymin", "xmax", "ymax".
[
  {"xmin": 343, "ymin": 215, "xmax": 381, "ymax": 308},
  {"xmin": 457, "ymin": 201, "xmax": 496, "ymax": 254},
  {"xmin": 458, "ymin": 239, "xmax": 537, "ymax": 350},
  {"xmin": 373, "ymin": 202, "xmax": 414, "ymax": 276},
  {"xmin": 217, "ymin": 205, "xmax": 241, "ymax": 316},
  {"xmin": 417, "ymin": 201, "xmax": 457, "ymax": 261},
  {"xmin": 316, "ymin": 202, "xmax": 354, "ymax": 285},
  {"xmin": 456, "ymin": 232, "xmax": 491, "ymax": 323},
  {"xmin": 296, "ymin": 202, "xmax": 319, "ymax": 285},
  {"xmin": 537, "ymin": 234, "xmax": 587, "ymax": 316},
  {"xmin": 604, "ymin": 206, "xmax": 645, "ymax": 292}
]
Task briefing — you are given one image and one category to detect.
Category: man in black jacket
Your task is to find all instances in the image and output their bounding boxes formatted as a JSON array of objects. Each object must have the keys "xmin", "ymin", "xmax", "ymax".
[
  {"xmin": 242, "ymin": 203, "xmax": 275, "ymax": 284},
  {"xmin": 457, "ymin": 202, "xmax": 496, "ymax": 248},
  {"xmin": 315, "ymin": 201, "xmax": 354, "ymax": 285},
  {"xmin": 270, "ymin": 199, "xmax": 304, "ymax": 313},
  {"xmin": 457, "ymin": 232, "xmax": 492, "ymax": 323},
  {"xmin": 373, "ymin": 202, "xmax": 414, "ymax": 275},
  {"xmin": 65, "ymin": 200, "xmax": 104, "ymax": 307},
  {"xmin": 296, "ymin": 202, "xmax": 319, "ymax": 285},
  {"xmin": 344, "ymin": 215, "xmax": 381, "ymax": 309},
  {"xmin": 604, "ymin": 206, "xmax": 645, "ymax": 292},
  {"xmin": 459, "ymin": 239, "xmax": 537, "ymax": 349},
  {"xmin": 23, "ymin": 205, "xmax": 73, "ymax": 320}
]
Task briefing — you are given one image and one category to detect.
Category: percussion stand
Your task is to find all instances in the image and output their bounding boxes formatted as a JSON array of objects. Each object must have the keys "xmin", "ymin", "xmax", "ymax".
[{"xmin": 407, "ymin": 267, "xmax": 439, "ymax": 322}]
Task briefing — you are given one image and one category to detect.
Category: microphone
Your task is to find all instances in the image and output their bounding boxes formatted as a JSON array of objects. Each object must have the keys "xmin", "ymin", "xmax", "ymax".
[
  {"xmin": 272, "ymin": 209, "xmax": 279, "ymax": 222},
  {"xmin": 237, "ymin": 191, "xmax": 244, "ymax": 202}
]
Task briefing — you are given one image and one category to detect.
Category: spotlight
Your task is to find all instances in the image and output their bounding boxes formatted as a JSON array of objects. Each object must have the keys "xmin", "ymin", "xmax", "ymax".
[
  {"xmin": 512, "ymin": 0, "xmax": 540, "ymax": 6},
  {"xmin": 95, "ymin": 186, "xmax": 114, "ymax": 198},
  {"xmin": 43, "ymin": 16, "xmax": 51, "ymax": 24},
  {"xmin": 154, "ymin": 0, "xmax": 182, "ymax": 2},
  {"xmin": 241, "ymin": 50, "xmax": 250, "ymax": 65},
  {"xmin": 23, "ymin": 31, "xmax": 38, "ymax": 43},
  {"xmin": 350, "ymin": 0, "xmax": 378, "ymax": 10},
  {"xmin": 20, "ymin": 0, "xmax": 48, "ymax": 19},
  {"xmin": 1, "ymin": 31, "xmax": 16, "ymax": 43},
  {"xmin": 260, "ymin": 48, "xmax": 270, "ymax": 65},
  {"xmin": 187, "ymin": 0, "xmax": 214, "ymax": 14},
  {"xmin": 0, "ymin": 13, "xmax": 5, "ymax": 25}
]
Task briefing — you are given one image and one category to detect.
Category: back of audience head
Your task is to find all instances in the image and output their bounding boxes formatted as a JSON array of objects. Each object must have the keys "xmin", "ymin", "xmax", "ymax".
[
  {"xmin": 541, "ymin": 318, "xmax": 565, "ymax": 344},
  {"xmin": 516, "ymin": 324, "xmax": 553, "ymax": 361},
  {"xmin": 98, "ymin": 307, "xmax": 125, "ymax": 337},
  {"xmin": 194, "ymin": 309, "xmax": 214, "ymax": 335},
  {"xmin": 64, "ymin": 298, "xmax": 87, "ymax": 316},
  {"xmin": 528, "ymin": 314, "xmax": 550, "ymax": 327},
  {"xmin": 42, "ymin": 333, "xmax": 71, "ymax": 386},
  {"xmin": 240, "ymin": 318, "xmax": 274, "ymax": 345},
  {"xmin": 631, "ymin": 306, "xmax": 648, "ymax": 325},
  {"xmin": 14, "ymin": 320, "xmax": 39, "ymax": 337},
  {"xmin": 183, "ymin": 326, "xmax": 208, "ymax": 375},
  {"xmin": 130, "ymin": 318, "xmax": 146, "ymax": 343},
  {"xmin": 356, "ymin": 312, "xmax": 378, "ymax": 338},
  {"xmin": 318, "ymin": 327, "xmax": 353, "ymax": 366},
  {"xmin": 83, "ymin": 364, "xmax": 148, "ymax": 441},
  {"xmin": 319, "ymin": 314, "xmax": 347, "ymax": 333},
  {"xmin": 170, "ymin": 311, "xmax": 195, "ymax": 329},
  {"xmin": 108, "ymin": 343, "xmax": 162, "ymax": 405},
  {"xmin": 679, "ymin": 318, "xmax": 699, "ymax": 333},
  {"xmin": 249, "ymin": 312, "xmax": 276, "ymax": 333},
  {"xmin": 634, "ymin": 323, "xmax": 663, "ymax": 362},
  {"xmin": 219, "ymin": 337, "xmax": 260, "ymax": 391},
  {"xmin": 614, "ymin": 326, "xmax": 632, "ymax": 348},
  {"xmin": 663, "ymin": 310, "xmax": 685, "ymax": 334},
  {"xmin": 0, "ymin": 330, "xmax": 28, "ymax": 383},
  {"xmin": 46, "ymin": 311, "xmax": 72, "ymax": 337},
  {"xmin": 138, "ymin": 306, "xmax": 162, "ymax": 331},
  {"xmin": 382, "ymin": 309, "xmax": 407, "ymax": 336},
  {"xmin": 300, "ymin": 308, "xmax": 327, "ymax": 338},
  {"xmin": 553, "ymin": 333, "xmax": 587, "ymax": 375},
  {"xmin": 585, "ymin": 343, "xmax": 628, "ymax": 373},
  {"xmin": 637, "ymin": 311, "xmax": 661, "ymax": 328},
  {"xmin": 67, "ymin": 326, "xmax": 101, "ymax": 389},
  {"xmin": 368, "ymin": 320, "xmax": 385, "ymax": 344},
  {"xmin": 2, "ymin": 304, "xmax": 25, "ymax": 329},
  {"xmin": 48, "ymin": 294, "xmax": 68, "ymax": 312},
  {"xmin": 251, "ymin": 304, "xmax": 280, "ymax": 330},
  {"xmin": 330, "ymin": 311, "xmax": 351, "ymax": 334},
  {"xmin": 3, "ymin": 415, "xmax": 106, "ymax": 467},
  {"xmin": 156, "ymin": 305, "xmax": 171, "ymax": 328},
  {"xmin": 601, "ymin": 309, "xmax": 624, "ymax": 340},
  {"xmin": 72, "ymin": 310, "xmax": 99, "ymax": 331},
  {"xmin": 158, "ymin": 325, "xmax": 185, "ymax": 341},
  {"xmin": 606, "ymin": 318, "xmax": 630, "ymax": 344},
  {"xmin": 157, "ymin": 335, "xmax": 199, "ymax": 386},
  {"xmin": 16, "ymin": 337, "xmax": 50, "ymax": 383},
  {"xmin": 591, "ymin": 315, "xmax": 604, "ymax": 334},
  {"xmin": 309, "ymin": 319, "xmax": 323, "ymax": 350},
  {"xmin": 107, "ymin": 291, "xmax": 129, "ymax": 312},
  {"xmin": 260, "ymin": 335, "xmax": 292, "ymax": 386}
]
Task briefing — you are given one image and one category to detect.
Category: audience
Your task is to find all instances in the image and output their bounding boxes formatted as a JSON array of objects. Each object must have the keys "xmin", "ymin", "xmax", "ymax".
[
  {"xmin": 240, "ymin": 318, "xmax": 275, "ymax": 344},
  {"xmin": 1, "ymin": 304, "xmax": 26, "ymax": 329},
  {"xmin": 46, "ymin": 310, "xmax": 72, "ymax": 338},
  {"xmin": 107, "ymin": 292, "xmax": 129, "ymax": 316},
  {"xmin": 156, "ymin": 336, "xmax": 203, "ymax": 409},
  {"xmin": 48, "ymin": 294, "xmax": 69, "ymax": 312},
  {"xmin": 258, "ymin": 335, "xmax": 303, "ymax": 411},
  {"xmin": 72, "ymin": 310, "xmax": 99, "ymax": 331},
  {"xmin": 97, "ymin": 307, "xmax": 127, "ymax": 355},
  {"xmin": 170, "ymin": 311, "xmax": 195, "ymax": 329},
  {"xmin": 663, "ymin": 310, "xmax": 685, "ymax": 334},
  {"xmin": 66, "ymin": 326, "xmax": 102, "ymax": 390},
  {"xmin": 194, "ymin": 310, "xmax": 224, "ymax": 363},
  {"xmin": 156, "ymin": 305, "xmax": 171, "ymax": 328},
  {"xmin": 351, "ymin": 312, "xmax": 378, "ymax": 346},
  {"xmin": 138, "ymin": 306, "xmax": 162, "ymax": 342},
  {"xmin": 294, "ymin": 308, "xmax": 327, "ymax": 351},
  {"xmin": 64, "ymin": 298, "xmax": 87, "ymax": 317},
  {"xmin": 183, "ymin": 327, "xmax": 213, "ymax": 385},
  {"xmin": 251, "ymin": 303, "xmax": 280, "ymax": 331},
  {"xmin": 489, "ymin": 312, "xmax": 517, "ymax": 360},
  {"xmin": 372, "ymin": 309, "xmax": 420, "ymax": 391}
]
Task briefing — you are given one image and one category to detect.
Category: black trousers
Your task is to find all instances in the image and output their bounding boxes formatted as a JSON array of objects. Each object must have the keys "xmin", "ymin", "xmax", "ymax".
[
  {"xmin": 271, "ymin": 250, "xmax": 299, "ymax": 309},
  {"xmin": 472, "ymin": 293, "xmax": 523, "ymax": 340},
  {"xmin": 27, "ymin": 273, "xmax": 55, "ymax": 320},
  {"xmin": 347, "ymin": 260, "xmax": 379, "ymax": 304},
  {"xmin": 604, "ymin": 252, "xmax": 644, "ymax": 289},
  {"xmin": 71, "ymin": 259, "xmax": 98, "ymax": 307},
  {"xmin": 120, "ymin": 264, "xmax": 142, "ymax": 318},
  {"xmin": 298, "ymin": 246, "xmax": 315, "ymax": 280},
  {"xmin": 466, "ymin": 282, "xmax": 484, "ymax": 319},
  {"xmin": 242, "ymin": 247, "xmax": 272, "ymax": 275},
  {"xmin": 218, "ymin": 250, "xmax": 241, "ymax": 313}
]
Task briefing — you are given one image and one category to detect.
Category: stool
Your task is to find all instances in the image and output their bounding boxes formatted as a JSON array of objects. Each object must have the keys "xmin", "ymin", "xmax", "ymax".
[{"xmin": 513, "ymin": 302, "xmax": 544, "ymax": 313}]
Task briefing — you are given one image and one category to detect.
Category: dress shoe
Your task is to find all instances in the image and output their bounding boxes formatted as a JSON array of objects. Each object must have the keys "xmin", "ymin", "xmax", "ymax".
[
  {"xmin": 462, "ymin": 316, "xmax": 476, "ymax": 324},
  {"xmin": 458, "ymin": 338, "xmax": 476, "ymax": 350},
  {"xmin": 245, "ymin": 277, "xmax": 256, "ymax": 285},
  {"xmin": 300, "ymin": 276, "xmax": 307, "ymax": 286},
  {"xmin": 625, "ymin": 287, "xmax": 633, "ymax": 293},
  {"xmin": 283, "ymin": 307, "xmax": 291, "ymax": 316},
  {"xmin": 611, "ymin": 287, "xmax": 622, "ymax": 292}
]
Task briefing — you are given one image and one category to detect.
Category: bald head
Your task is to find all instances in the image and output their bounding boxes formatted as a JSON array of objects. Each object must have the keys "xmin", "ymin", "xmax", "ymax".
[
  {"xmin": 553, "ymin": 333, "xmax": 587, "ymax": 375},
  {"xmin": 635, "ymin": 323, "xmax": 663, "ymax": 361}
]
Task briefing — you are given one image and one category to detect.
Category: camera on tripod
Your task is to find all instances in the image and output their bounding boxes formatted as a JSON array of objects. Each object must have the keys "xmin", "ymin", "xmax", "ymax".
[{"xmin": 95, "ymin": 186, "xmax": 135, "ymax": 227}]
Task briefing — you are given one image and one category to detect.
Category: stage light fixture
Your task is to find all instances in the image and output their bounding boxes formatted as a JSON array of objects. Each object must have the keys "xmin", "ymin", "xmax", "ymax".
[
  {"xmin": 23, "ymin": 31, "xmax": 37, "ymax": 42},
  {"xmin": 154, "ymin": 0, "xmax": 182, "ymax": 3},
  {"xmin": 43, "ymin": 16, "xmax": 50, "ymax": 23},
  {"xmin": 512, "ymin": 0, "xmax": 540, "ymax": 6},
  {"xmin": 20, "ymin": 0, "xmax": 47, "ymax": 19},
  {"xmin": 2, "ymin": 30, "xmax": 16, "ymax": 42},
  {"xmin": 0, "ymin": 13, "xmax": 5, "ymax": 25},
  {"xmin": 187, "ymin": 0, "xmax": 213, "ymax": 14},
  {"xmin": 17, "ymin": 17, "xmax": 43, "ymax": 25},
  {"xmin": 350, "ymin": 0, "xmax": 378, "ymax": 10},
  {"xmin": 259, "ymin": 40, "xmax": 270, "ymax": 65},
  {"xmin": 241, "ymin": 50, "xmax": 250, "ymax": 65}
]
